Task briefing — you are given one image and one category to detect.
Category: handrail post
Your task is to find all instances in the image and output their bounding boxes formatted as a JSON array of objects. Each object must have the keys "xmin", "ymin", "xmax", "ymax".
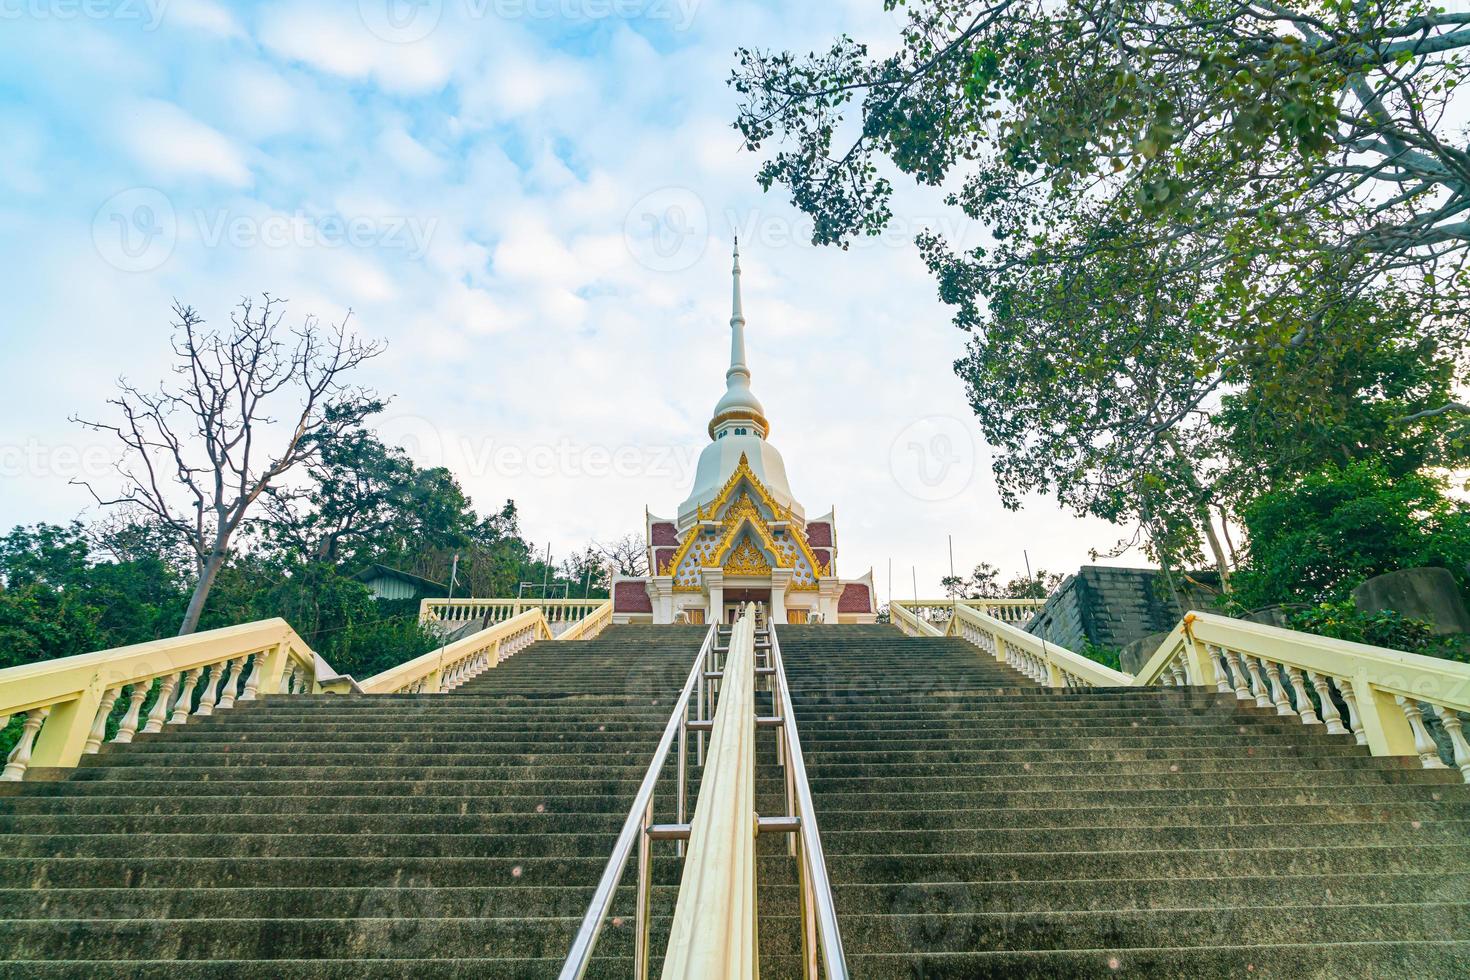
[
  {"xmin": 1351, "ymin": 673, "xmax": 1418, "ymax": 756},
  {"xmin": 29, "ymin": 678, "xmax": 103, "ymax": 770},
  {"xmin": 560, "ymin": 623, "xmax": 717, "ymax": 980},
  {"xmin": 253, "ymin": 640, "xmax": 292, "ymax": 695}
]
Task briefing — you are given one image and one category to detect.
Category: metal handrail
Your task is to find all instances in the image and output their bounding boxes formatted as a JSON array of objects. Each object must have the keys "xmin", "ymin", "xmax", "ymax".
[
  {"xmin": 559, "ymin": 622, "xmax": 717, "ymax": 980},
  {"xmin": 769, "ymin": 624, "xmax": 849, "ymax": 979}
]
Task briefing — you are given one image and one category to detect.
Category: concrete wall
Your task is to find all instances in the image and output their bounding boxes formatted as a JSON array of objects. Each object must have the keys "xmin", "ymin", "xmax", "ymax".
[{"xmin": 1025, "ymin": 566, "xmax": 1217, "ymax": 659}]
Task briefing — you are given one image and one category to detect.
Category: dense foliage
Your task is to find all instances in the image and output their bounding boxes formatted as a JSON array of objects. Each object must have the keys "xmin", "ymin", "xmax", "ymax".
[
  {"xmin": 1230, "ymin": 460, "xmax": 1470, "ymax": 608},
  {"xmin": 0, "ymin": 428, "xmax": 615, "ymax": 680},
  {"xmin": 1287, "ymin": 599, "xmax": 1467, "ymax": 662}
]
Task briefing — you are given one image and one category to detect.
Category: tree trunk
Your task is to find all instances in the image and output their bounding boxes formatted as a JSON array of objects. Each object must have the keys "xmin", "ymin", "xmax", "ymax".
[
  {"xmin": 1199, "ymin": 511, "xmax": 1233, "ymax": 594},
  {"xmin": 178, "ymin": 549, "xmax": 228, "ymax": 636}
]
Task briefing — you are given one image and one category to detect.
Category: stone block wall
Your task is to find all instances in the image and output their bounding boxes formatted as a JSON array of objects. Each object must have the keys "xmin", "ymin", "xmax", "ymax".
[{"xmin": 1025, "ymin": 565, "xmax": 1217, "ymax": 658}]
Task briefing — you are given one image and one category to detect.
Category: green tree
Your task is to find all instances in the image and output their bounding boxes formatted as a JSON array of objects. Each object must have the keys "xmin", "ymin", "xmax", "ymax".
[
  {"xmin": 1231, "ymin": 460, "xmax": 1470, "ymax": 608},
  {"xmin": 942, "ymin": 561, "xmax": 1063, "ymax": 598}
]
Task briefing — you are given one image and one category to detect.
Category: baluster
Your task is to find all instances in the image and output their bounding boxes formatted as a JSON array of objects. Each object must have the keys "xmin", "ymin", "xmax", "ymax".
[
  {"xmin": 168, "ymin": 668, "xmax": 202, "ymax": 725},
  {"xmin": 142, "ymin": 674, "xmax": 179, "ymax": 733},
  {"xmin": 112, "ymin": 682, "xmax": 150, "ymax": 743},
  {"xmin": 1265, "ymin": 662, "xmax": 1294, "ymax": 715},
  {"xmin": 194, "ymin": 664, "xmax": 220, "ymax": 716},
  {"xmin": 1205, "ymin": 645, "xmax": 1229, "ymax": 693},
  {"xmin": 238, "ymin": 654, "xmax": 262, "ymax": 702},
  {"xmin": 2, "ymin": 708, "xmax": 48, "ymax": 781},
  {"xmin": 1338, "ymin": 682, "xmax": 1368, "ymax": 745},
  {"xmin": 1243, "ymin": 656, "xmax": 1273, "ymax": 708},
  {"xmin": 1311, "ymin": 675, "xmax": 1346, "ymax": 734},
  {"xmin": 83, "ymin": 687, "xmax": 122, "ymax": 754},
  {"xmin": 216, "ymin": 659, "xmax": 242, "ymax": 710},
  {"xmin": 1169, "ymin": 661, "xmax": 1188, "ymax": 686},
  {"xmin": 1398, "ymin": 697, "xmax": 1448, "ymax": 769},
  {"xmin": 1287, "ymin": 668, "xmax": 1319, "ymax": 724},
  {"xmin": 1436, "ymin": 709, "xmax": 1470, "ymax": 782},
  {"xmin": 1222, "ymin": 648, "xmax": 1252, "ymax": 700}
]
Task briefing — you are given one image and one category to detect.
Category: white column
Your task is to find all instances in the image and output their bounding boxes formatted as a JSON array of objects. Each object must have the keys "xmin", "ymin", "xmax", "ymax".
[
  {"xmin": 817, "ymin": 579, "xmax": 842, "ymax": 624},
  {"xmin": 769, "ymin": 569, "xmax": 792, "ymax": 625},
  {"xmin": 649, "ymin": 577, "xmax": 675, "ymax": 625},
  {"xmin": 703, "ymin": 569, "xmax": 725, "ymax": 626}
]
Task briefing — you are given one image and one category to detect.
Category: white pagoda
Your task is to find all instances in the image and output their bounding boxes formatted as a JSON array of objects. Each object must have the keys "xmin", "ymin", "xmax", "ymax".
[{"xmin": 612, "ymin": 242, "xmax": 876, "ymax": 625}]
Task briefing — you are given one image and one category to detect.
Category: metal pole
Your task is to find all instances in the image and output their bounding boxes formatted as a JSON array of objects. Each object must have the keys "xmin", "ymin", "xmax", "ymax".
[
  {"xmin": 540, "ymin": 542, "xmax": 552, "ymax": 600},
  {"xmin": 634, "ymin": 796, "xmax": 653, "ymax": 980},
  {"xmin": 677, "ymin": 712, "xmax": 687, "ymax": 858}
]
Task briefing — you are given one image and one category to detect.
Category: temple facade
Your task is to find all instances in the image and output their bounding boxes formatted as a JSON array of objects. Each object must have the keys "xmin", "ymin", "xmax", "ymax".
[{"xmin": 612, "ymin": 243, "xmax": 876, "ymax": 626}]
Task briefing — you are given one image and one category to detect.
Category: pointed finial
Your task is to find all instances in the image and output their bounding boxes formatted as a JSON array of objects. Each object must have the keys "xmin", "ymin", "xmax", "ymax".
[{"xmin": 730, "ymin": 238, "xmax": 744, "ymax": 327}]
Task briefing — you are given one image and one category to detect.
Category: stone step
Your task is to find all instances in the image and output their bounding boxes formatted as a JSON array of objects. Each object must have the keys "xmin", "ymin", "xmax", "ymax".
[
  {"xmin": 806, "ymin": 782, "xmax": 1470, "ymax": 811},
  {"xmin": 844, "ymin": 942, "xmax": 1470, "ymax": 979},
  {"xmin": 0, "ymin": 911, "xmax": 810, "ymax": 961},
  {"xmin": 817, "ymin": 800, "xmax": 1467, "ymax": 831},
  {"xmin": 831, "ymin": 902, "xmax": 1469, "ymax": 951}
]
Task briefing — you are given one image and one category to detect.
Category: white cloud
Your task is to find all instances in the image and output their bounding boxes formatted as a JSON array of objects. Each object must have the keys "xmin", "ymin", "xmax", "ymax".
[
  {"xmin": 0, "ymin": 0, "xmax": 1147, "ymax": 598},
  {"xmin": 166, "ymin": 0, "xmax": 245, "ymax": 38},
  {"xmin": 115, "ymin": 99, "xmax": 253, "ymax": 186},
  {"xmin": 255, "ymin": 4, "xmax": 456, "ymax": 94}
]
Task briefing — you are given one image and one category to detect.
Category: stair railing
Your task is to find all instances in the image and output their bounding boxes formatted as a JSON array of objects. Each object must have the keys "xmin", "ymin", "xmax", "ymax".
[
  {"xmin": 1139, "ymin": 611, "xmax": 1470, "ymax": 780},
  {"xmin": 560, "ymin": 620, "xmax": 718, "ymax": 980},
  {"xmin": 356, "ymin": 608, "xmax": 553, "ymax": 694},
  {"xmin": 0, "ymin": 619, "xmax": 321, "ymax": 781},
  {"xmin": 0, "ymin": 605, "xmax": 574, "ymax": 781},
  {"xmin": 767, "ymin": 622, "xmax": 850, "ymax": 979},
  {"xmin": 894, "ymin": 599, "xmax": 1470, "ymax": 782},
  {"xmin": 420, "ymin": 596, "xmax": 610, "ymax": 629},
  {"xmin": 558, "ymin": 599, "xmax": 614, "ymax": 641},
  {"xmin": 660, "ymin": 605, "xmax": 761, "ymax": 979}
]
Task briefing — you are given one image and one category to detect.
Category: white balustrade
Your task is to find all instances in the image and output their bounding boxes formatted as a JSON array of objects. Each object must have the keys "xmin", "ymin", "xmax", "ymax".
[
  {"xmin": 0, "ymin": 619, "xmax": 318, "ymax": 782},
  {"xmin": 893, "ymin": 600, "xmax": 1470, "ymax": 783}
]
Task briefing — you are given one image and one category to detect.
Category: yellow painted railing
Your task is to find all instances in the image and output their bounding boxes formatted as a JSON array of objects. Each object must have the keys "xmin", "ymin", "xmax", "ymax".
[
  {"xmin": 0, "ymin": 601, "xmax": 587, "ymax": 781},
  {"xmin": 662, "ymin": 603, "xmax": 759, "ymax": 980},
  {"xmin": 0, "ymin": 619, "xmax": 321, "ymax": 781},
  {"xmin": 556, "ymin": 600, "xmax": 613, "ymax": 642},
  {"xmin": 358, "ymin": 609, "xmax": 553, "ymax": 694},
  {"xmin": 892, "ymin": 599, "xmax": 1470, "ymax": 781},
  {"xmin": 1140, "ymin": 612, "xmax": 1470, "ymax": 774},
  {"xmin": 420, "ymin": 597, "xmax": 608, "ymax": 629},
  {"xmin": 900, "ymin": 597, "xmax": 1046, "ymax": 629},
  {"xmin": 941, "ymin": 602, "xmax": 1133, "ymax": 688}
]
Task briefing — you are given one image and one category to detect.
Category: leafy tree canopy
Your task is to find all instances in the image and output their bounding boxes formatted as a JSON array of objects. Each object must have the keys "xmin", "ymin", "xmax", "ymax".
[
  {"xmin": 1231, "ymin": 459, "xmax": 1470, "ymax": 607},
  {"xmin": 733, "ymin": 0, "xmax": 1470, "ymax": 577}
]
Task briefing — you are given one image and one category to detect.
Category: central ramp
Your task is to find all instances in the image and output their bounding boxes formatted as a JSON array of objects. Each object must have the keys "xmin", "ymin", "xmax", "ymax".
[{"xmin": 0, "ymin": 624, "xmax": 704, "ymax": 978}]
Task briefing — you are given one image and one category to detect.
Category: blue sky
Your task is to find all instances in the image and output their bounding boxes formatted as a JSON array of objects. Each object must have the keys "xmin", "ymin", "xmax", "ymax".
[{"xmin": 0, "ymin": 0, "xmax": 1134, "ymax": 594}]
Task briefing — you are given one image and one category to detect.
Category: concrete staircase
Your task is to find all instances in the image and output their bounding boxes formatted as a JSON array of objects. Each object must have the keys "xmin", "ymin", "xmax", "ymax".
[
  {"xmin": 0, "ymin": 624, "xmax": 707, "ymax": 978},
  {"xmin": 779, "ymin": 624, "xmax": 1470, "ymax": 978}
]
